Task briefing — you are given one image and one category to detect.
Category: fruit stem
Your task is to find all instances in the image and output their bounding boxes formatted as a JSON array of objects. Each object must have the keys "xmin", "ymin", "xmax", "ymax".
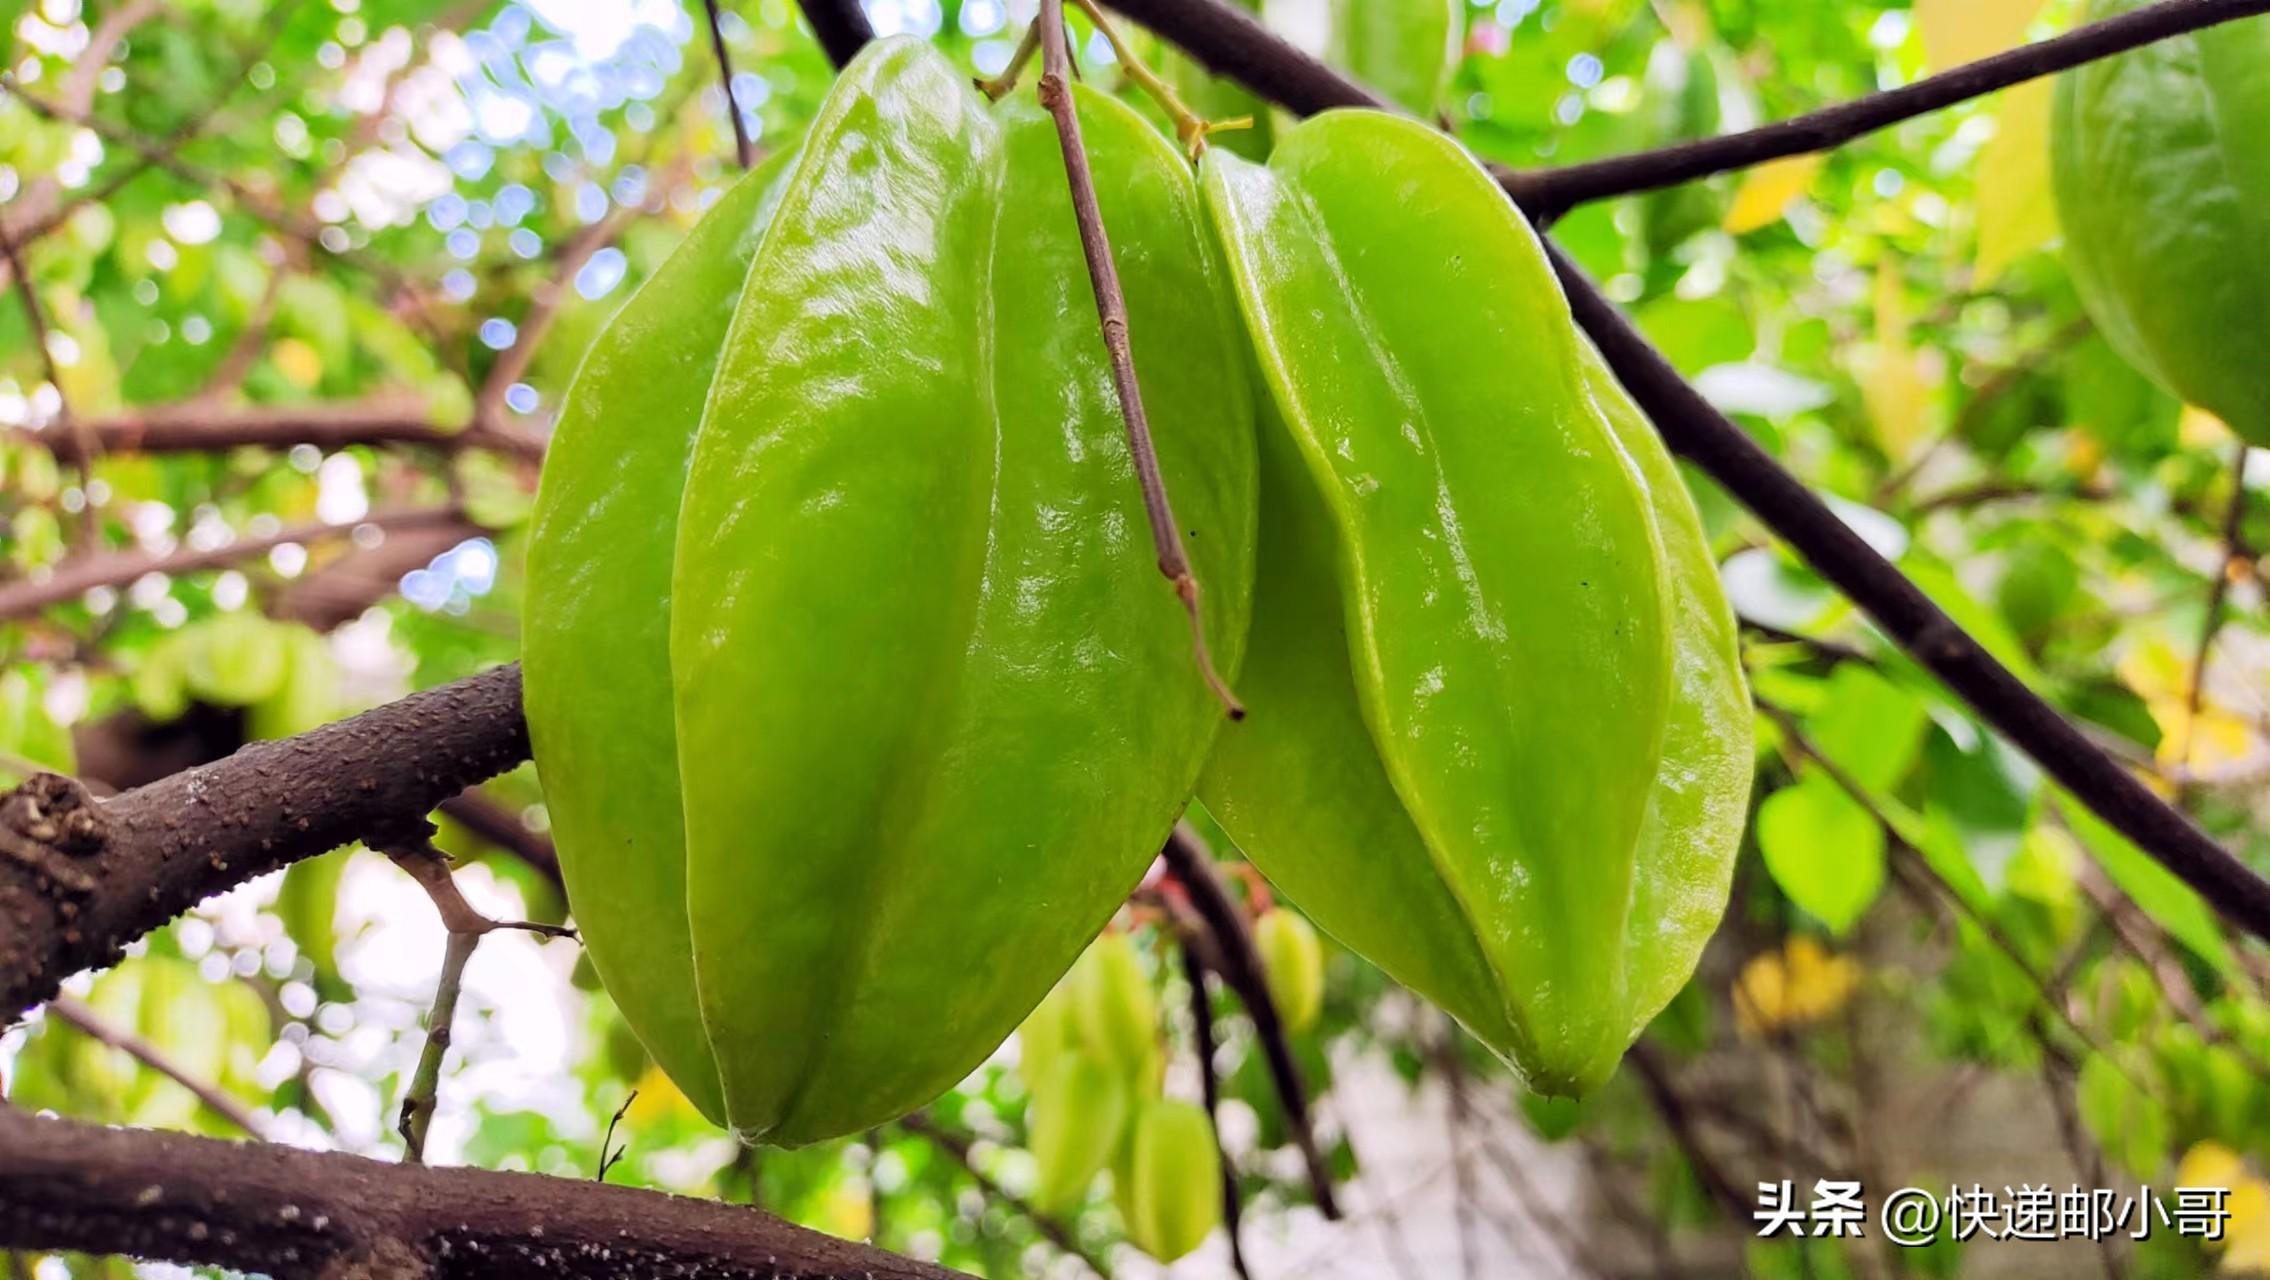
[
  {"xmin": 1034, "ymin": 0, "xmax": 1244, "ymax": 721},
  {"xmin": 974, "ymin": 21, "xmax": 1042, "ymax": 101},
  {"xmin": 1069, "ymin": 0, "xmax": 1251, "ymax": 161}
]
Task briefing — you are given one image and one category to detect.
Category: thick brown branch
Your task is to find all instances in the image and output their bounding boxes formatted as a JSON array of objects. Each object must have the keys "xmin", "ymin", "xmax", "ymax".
[
  {"xmin": 0, "ymin": 506, "xmax": 472, "ymax": 623},
  {"xmin": 16, "ymin": 401, "xmax": 545, "ymax": 463},
  {"xmin": 1506, "ymin": 0, "xmax": 2270, "ymax": 216},
  {"xmin": 1, "ymin": 664, "xmax": 530, "ymax": 1024},
  {"xmin": 0, "ymin": 1106, "xmax": 966, "ymax": 1279}
]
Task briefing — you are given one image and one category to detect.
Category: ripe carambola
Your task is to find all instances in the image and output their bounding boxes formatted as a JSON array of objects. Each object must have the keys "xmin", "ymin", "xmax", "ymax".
[
  {"xmin": 524, "ymin": 38, "xmax": 1257, "ymax": 1144},
  {"xmin": 1196, "ymin": 110, "xmax": 1750, "ymax": 1096},
  {"xmin": 2052, "ymin": 0, "xmax": 2270, "ymax": 446}
]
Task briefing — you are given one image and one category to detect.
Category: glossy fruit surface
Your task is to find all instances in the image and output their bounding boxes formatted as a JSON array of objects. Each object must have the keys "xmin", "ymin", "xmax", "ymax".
[
  {"xmin": 1256, "ymin": 909, "xmax": 1324, "ymax": 1033},
  {"xmin": 2052, "ymin": 1, "xmax": 2270, "ymax": 445},
  {"xmin": 1118, "ymin": 1098, "xmax": 1224, "ymax": 1262},
  {"xmin": 539, "ymin": 37, "xmax": 1255, "ymax": 1146},
  {"xmin": 523, "ymin": 153, "xmax": 794, "ymax": 1124},
  {"xmin": 1198, "ymin": 109, "xmax": 1745, "ymax": 1094},
  {"xmin": 1029, "ymin": 1048, "xmax": 1131, "ymax": 1214}
]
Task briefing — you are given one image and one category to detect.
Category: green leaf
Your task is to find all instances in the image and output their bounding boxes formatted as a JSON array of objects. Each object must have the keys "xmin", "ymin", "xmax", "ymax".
[
  {"xmin": 1757, "ymin": 774, "xmax": 1886, "ymax": 934},
  {"xmin": 1806, "ymin": 664, "xmax": 1928, "ymax": 792},
  {"xmin": 1329, "ymin": 0, "xmax": 1462, "ymax": 115},
  {"xmin": 2060, "ymin": 794, "xmax": 2234, "ymax": 974},
  {"xmin": 2078, "ymin": 1050, "xmax": 2168, "ymax": 1178}
]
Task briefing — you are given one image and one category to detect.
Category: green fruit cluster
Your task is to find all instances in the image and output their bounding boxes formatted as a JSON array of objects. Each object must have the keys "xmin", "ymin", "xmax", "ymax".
[
  {"xmin": 525, "ymin": 36, "xmax": 1750, "ymax": 1146},
  {"xmin": 1016, "ymin": 932, "xmax": 1225, "ymax": 1261}
]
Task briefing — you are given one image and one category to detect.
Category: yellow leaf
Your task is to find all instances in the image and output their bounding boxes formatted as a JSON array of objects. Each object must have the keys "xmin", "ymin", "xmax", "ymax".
[
  {"xmin": 2227, "ymin": 1181, "xmax": 2270, "ymax": 1272},
  {"xmin": 1735, "ymin": 936, "xmax": 1861, "ymax": 1036},
  {"xmin": 1974, "ymin": 79, "xmax": 2057, "ymax": 284},
  {"xmin": 1722, "ymin": 154, "xmax": 1824, "ymax": 234},
  {"xmin": 625, "ymin": 1064, "xmax": 698, "ymax": 1125},
  {"xmin": 816, "ymin": 1182, "xmax": 876, "ymax": 1242},
  {"xmin": 2181, "ymin": 1141, "xmax": 2246, "ymax": 1190},
  {"xmin": 272, "ymin": 337, "xmax": 323, "ymax": 390},
  {"xmin": 1856, "ymin": 261, "xmax": 1932, "ymax": 459},
  {"xmin": 1916, "ymin": 0, "xmax": 2045, "ymax": 71},
  {"xmin": 2182, "ymin": 405, "xmax": 2235, "ymax": 447}
]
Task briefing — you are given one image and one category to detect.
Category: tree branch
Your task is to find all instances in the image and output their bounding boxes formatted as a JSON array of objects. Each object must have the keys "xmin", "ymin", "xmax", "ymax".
[
  {"xmin": 1175, "ymin": 936, "xmax": 1252, "ymax": 1280},
  {"xmin": 702, "ymin": 0, "xmax": 757, "ymax": 170},
  {"xmin": 1160, "ymin": 827, "xmax": 1341, "ymax": 1218},
  {"xmin": 1034, "ymin": 0, "xmax": 1242, "ymax": 718},
  {"xmin": 1552, "ymin": 241, "xmax": 2270, "ymax": 941},
  {"xmin": 897, "ymin": 1113, "xmax": 1110, "ymax": 1278},
  {"xmin": 1, "ymin": 663, "xmax": 530, "ymax": 1024},
  {"xmin": 2176, "ymin": 442, "xmax": 2256, "ymax": 785},
  {"xmin": 798, "ymin": 0, "xmax": 875, "ymax": 71},
  {"xmin": 1097, "ymin": 0, "xmax": 2270, "ymax": 957},
  {"xmin": 0, "ymin": 1106, "xmax": 967, "ymax": 1279},
  {"xmin": 44, "ymin": 993, "xmax": 270, "ymax": 1139},
  {"xmin": 14, "ymin": 400, "xmax": 546, "ymax": 464},
  {"xmin": 1505, "ymin": 0, "xmax": 2270, "ymax": 217},
  {"xmin": 0, "ymin": 506, "xmax": 472, "ymax": 623}
]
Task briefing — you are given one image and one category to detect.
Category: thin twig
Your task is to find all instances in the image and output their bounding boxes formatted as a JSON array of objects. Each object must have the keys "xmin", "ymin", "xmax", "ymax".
[
  {"xmin": 598, "ymin": 1090, "xmax": 638, "ymax": 1182},
  {"xmin": 1176, "ymin": 937, "xmax": 1251, "ymax": 1280},
  {"xmin": 0, "ymin": 506, "xmax": 472, "ymax": 623},
  {"xmin": 0, "ymin": 227, "xmax": 97, "ymax": 546},
  {"xmin": 45, "ymin": 994, "xmax": 268, "ymax": 1139},
  {"xmin": 1757, "ymin": 699, "xmax": 2118, "ymax": 1074},
  {"xmin": 898, "ymin": 1113, "xmax": 1111, "ymax": 1278},
  {"xmin": 1161, "ymin": 826, "xmax": 1341, "ymax": 1218},
  {"xmin": 1433, "ymin": 1024, "xmax": 1480, "ymax": 1280},
  {"xmin": 1624, "ymin": 1043, "xmax": 1754, "ymax": 1222},
  {"xmin": 1504, "ymin": 0, "xmax": 2270, "ymax": 216},
  {"xmin": 2177, "ymin": 442, "xmax": 2256, "ymax": 784},
  {"xmin": 1876, "ymin": 315, "xmax": 2093, "ymax": 502},
  {"xmin": 1034, "ymin": 0, "xmax": 1242, "ymax": 719},
  {"xmin": 20, "ymin": 400, "xmax": 546, "ymax": 463},
  {"xmin": 702, "ymin": 0, "xmax": 756, "ymax": 169},
  {"xmin": 975, "ymin": 22, "xmax": 1043, "ymax": 100},
  {"xmin": 379, "ymin": 836, "xmax": 572, "ymax": 1163}
]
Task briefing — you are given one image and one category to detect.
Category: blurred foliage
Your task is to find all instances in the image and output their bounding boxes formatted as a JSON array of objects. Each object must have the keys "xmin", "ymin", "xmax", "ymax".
[{"xmin": 3, "ymin": 0, "xmax": 2267, "ymax": 1276}]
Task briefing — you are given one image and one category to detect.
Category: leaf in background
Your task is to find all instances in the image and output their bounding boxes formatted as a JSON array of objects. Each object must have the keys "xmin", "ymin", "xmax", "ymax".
[
  {"xmin": 1860, "ymin": 261, "xmax": 1937, "ymax": 461},
  {"xmin": 0, "ymin": 668, "xmax": 75, "ymax": 783},
  {"xmin": 1897, "ymin": 553, "xmax": 2044, "ymax": 686},
  {"xmin": 2077, "ymin": 1050, "xmax": 2167, "ymax": 1178},
  {"xmin": 1807, "ymin": 664, "xmax": 1929, "ymax": 791},
  {"xmin": 276, "ymin": 852, "xmax": 347, "ymax": 999},
  {"xmin": 1722, "ymin": 154, "xmax": 1823, "ymax": 234},
  {"xmin": 1734, "ymin": 936, "xmax": 1862, "ymax": 1036},
  {"xmin": 1757, "ymin": 774, "xmax": 1886, "ymax": 934},
  {"xmin": 1974, "ymin": 80, "xmax": 2057, "ymax": 285},
  {"xmin": 2060, "ymin": 794, "xmax": 2234, "ymax": 974},
  {"xmin": 1330, "ymin": 0, "xmax": 1463, "ymax": 115},
  {"xmin": 1915, "ymin": 0, "xmax": 2044, "ymax": 72}
]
